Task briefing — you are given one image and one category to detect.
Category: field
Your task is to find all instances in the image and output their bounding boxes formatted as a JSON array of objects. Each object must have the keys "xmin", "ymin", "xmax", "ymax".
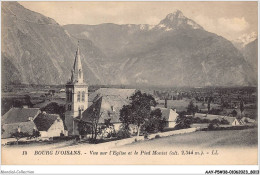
[
  {"xmin": 157, "ymin": 99, "xmax": 220, "ymax": 112},
  {"xmin": 120, "ymin": 127, "xmax": 258, "ymax": 149},
  {"xmin": 2, "ymin": 127, "xmax": 258, "ymax": 165}
]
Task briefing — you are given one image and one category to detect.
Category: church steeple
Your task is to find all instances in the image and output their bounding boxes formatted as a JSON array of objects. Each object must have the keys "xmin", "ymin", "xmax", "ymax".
[
  {"xmin": 71, "ymin": 41, "xmax": 83, "ymax": 84},
  {"xmin": 65, "ymin": 41, "xmax": 88, "ymax": 136}
]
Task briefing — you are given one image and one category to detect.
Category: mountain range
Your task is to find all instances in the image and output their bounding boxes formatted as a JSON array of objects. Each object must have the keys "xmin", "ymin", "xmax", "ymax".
[
  {"xmin": 232, "ymin": 32, "xmax": 257, "ymax": 50},
  {"xmin": 1, "ymin": 2, "xmax": 257, "ymax": 87}
]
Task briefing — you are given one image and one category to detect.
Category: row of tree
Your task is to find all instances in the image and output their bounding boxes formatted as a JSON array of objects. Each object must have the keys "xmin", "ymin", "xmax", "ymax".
[{"xmin": 77, "ymin": 91, "xmax": 167, "ymax": 142}]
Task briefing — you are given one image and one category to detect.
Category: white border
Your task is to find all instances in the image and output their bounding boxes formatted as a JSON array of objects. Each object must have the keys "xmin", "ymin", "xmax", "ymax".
[{"xmin": 0, "ymin": 0, "xmax": 259, "ymax": 174}]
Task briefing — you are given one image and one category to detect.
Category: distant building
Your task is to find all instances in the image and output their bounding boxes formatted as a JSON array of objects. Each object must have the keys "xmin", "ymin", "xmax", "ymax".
[
  {"xmin": 152, "ymin": 107, "xmax": 179, "ymax": 128},
  {"xmin": 1, "ymin": 108, "xmax": 40, "ymax": 138},
  {"xmin": 240, "ymin": 117, "xmax": 256, "ymax": 124},
  {"xmin": 194, "ymin": 113, "xmax": 243, "ymax": 126},
  {"xmin": 59, "ymin": 89, "xmax": 65, "ymax": 93},
  {"xmin": 224, "ymin": 117, "xmax": 242, "ymax": 126},
  {"xmin": 34, "ymin": 112, "xmax": 65, "ymax": 138}
]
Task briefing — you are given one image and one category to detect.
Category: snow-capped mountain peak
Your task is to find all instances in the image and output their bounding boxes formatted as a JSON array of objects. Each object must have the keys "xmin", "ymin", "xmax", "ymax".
[
  {"xmin": 233, "ymin": 32, "xmax": 258, "ymax": 48},
  {"xmin": 155, "ymin": 10, "xmax": 203, "ymax": 31},
  {"xmin": 165, "ymin": 10, "xmax": 185, "ymax": 21}
]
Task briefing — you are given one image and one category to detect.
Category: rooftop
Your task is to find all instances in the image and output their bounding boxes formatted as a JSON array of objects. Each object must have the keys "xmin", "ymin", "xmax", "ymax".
[
  {"xmin": 82, "ymin": 95, "xmax": 130, "ymax": 124},
  {"xmin": 2, "ymin": 107, "xmax": 40, "ymax": 124},
  {"xmin": 88, "ymin": 88, "xmax": 136, "ymax": 102},
  {"xmin": 34, "ymin": 112, "xmax": 60, "ymax": 131}
]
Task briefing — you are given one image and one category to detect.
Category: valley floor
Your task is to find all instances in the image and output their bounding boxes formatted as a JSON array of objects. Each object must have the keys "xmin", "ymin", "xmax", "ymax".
[
  {"xmin": 120, "ymin": 127, "xmax": 258, "ymax": 149},
  {"xmin": 2, "ymin": 127, "xmax": 258, "ymax": 165}
]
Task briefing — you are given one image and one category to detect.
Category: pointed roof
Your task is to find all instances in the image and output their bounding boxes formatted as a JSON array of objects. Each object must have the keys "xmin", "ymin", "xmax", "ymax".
[
  {"xmin": 34, "ymin": 112, "xmax": 60, "ymax": 131},
  {"xmin": 73, "ymin": 42, "xmax": 81, "ymax": 71},
  {"xmin": 70, "ymin": 41, "xmax": 84, "ymax": 84}
]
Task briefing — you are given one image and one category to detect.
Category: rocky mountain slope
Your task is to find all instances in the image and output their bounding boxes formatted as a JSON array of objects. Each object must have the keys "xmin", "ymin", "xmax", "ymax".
[
  {"xmin": 232, "ymin": 32, "xmax": 257, "ymax": 50},
  {"xmin": 2, "ymin": 2, "xmax": 105, "ymax": 85},
  {"xmin": 65, "ymin": 10, "xmax": 256, "ymax": 87},
  {"xmin": 242, "ymin": 39, "xmax": 258, "ymax": 77},
  {"xmin": 2, "ymin": 2, "xmax": 256, "ymax": 87}
]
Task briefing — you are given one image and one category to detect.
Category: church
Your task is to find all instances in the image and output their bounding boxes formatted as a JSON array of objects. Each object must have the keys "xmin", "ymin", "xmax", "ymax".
[
  {"xmin": 64, "ymin": 43, "xmax": 88, "ymax": 135},
  {"xmin": 64, "ymin": 43, "xmax": 177, "ymax": 136},
  {"xmin": 64, "ymin": 43, "xmax": 135, "ymax": 136}
]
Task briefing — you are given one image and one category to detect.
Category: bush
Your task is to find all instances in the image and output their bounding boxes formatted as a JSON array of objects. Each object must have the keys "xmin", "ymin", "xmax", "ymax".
[
  {"xmin": 209, "ymin": 108, "xmax": 222, "ymax": 115},
  {"xmin": 175, "ymin": 115, "xmax": 192, "ymax": 129},
  {"xmin": 155, "ymin": 135, "xmax": 160, "ymax": 139},
  {"xmin": 107, "ymin": 133, "xmax": 111, "ymax": 138},
  {"xmin": 208, "ymin": 123, "xmax": 215, "ymax": 130},
  {"xmin": 230, "ymin": 110, "xmax": 237, "ymax": 117},
  {"xmin": 116, "ymin": 129, "xmax": 130, "ymax": 139},
  {"xmin": 144, "ymin": 132, "xmax": 149, "ymax": 139},
  {"xmin": 220, "ymin": 119, "xmax": 229, "ymax": 125}
]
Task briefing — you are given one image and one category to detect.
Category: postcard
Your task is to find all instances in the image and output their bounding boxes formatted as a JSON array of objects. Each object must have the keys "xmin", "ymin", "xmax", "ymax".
[{"xmin": 1, "ymin": 1, "xmax": 258, "ymax": 166}]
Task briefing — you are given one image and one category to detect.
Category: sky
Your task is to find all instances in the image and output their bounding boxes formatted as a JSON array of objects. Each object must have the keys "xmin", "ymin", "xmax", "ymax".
[{"xmin": 19, "ymin": 1, "xmax": 258, "ymax": 41}]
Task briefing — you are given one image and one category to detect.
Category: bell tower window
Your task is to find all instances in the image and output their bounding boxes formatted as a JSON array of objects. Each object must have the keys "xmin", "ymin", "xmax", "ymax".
[
  {"xmin": 82, "ymin": 91, "xmax": 85, "ymax": 102},
  {"xmin": 67, "ymin": 90, "xmax": 72, "ymax": 102},
  {"xmin": 66, "ymin": 91, "xmax": 69, "ymax": 101},
  {"xmin": 78, "ymin": 107, "xmax": 82, "ymax": 118},
  {"xmin": 79, "ymin": 69, "xmax": 81, "ymax": 79},
  {"xmin": 77, "ymin": 91, "xmax": 80, "ymax": 102}
]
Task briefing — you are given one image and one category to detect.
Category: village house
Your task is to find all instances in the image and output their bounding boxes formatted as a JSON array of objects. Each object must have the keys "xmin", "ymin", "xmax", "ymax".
[
  {"xmin": 1, "ymin": 107, "xmax": 66, "ymax": 139},
  {"xmin": 240, "ymin": 117, "xmax": 256, "ymax": 124},
  {"xmin": 194, "ymin": 113, "xmax": 243, "ymax": 126},
  {"xmin": 34, "ymin": 112, "xmax": 66, "ymax": 138},
  {"xmin": 1, "ymin": 107, "xmax": 40, "ymax": 138},
  {"xmin": 152, "ymin": 107, "xmax": 179, "ymax": 128}
]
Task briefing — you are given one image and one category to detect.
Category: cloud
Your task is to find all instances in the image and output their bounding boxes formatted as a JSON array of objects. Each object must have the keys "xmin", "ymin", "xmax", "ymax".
[
  {"xmin": 145, "ymin": 16, "xmax": 161, "ymax": 25},
  {"xmin": 194, "ymin": 15, "xmax": 250, "ymax": 40},
  {"xmin": 218, "ymin": 17, "xmax": 249, "ymax": 32}
]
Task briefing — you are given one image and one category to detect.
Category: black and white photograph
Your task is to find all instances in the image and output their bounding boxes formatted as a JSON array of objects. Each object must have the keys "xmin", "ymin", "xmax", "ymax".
[{"xmin": 1, "ymin": 1, "xmax": 258, "ymax": 169}]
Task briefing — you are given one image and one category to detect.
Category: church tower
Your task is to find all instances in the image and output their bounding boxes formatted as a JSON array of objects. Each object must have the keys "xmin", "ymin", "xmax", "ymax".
[{"xmin": 65, "ymin": 42, "xmax": 88, "ymax": 135}]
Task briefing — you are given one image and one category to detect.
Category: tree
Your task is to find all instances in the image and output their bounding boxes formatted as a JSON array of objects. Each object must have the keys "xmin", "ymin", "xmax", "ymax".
[
  {"xmin": 30, "ymin": 129, "xmax": 41, "ymax": 139},
  {"xmin": 209, "ymin": 108, "xmax": 221, "ymax": 115},
  {"xmin": 240, "ymin": 100, "xmax": 244, "ymax": 117},
  {"xmin": 220, "ymin": 118, "xmax": 229, "ymax": 125},
  {"xmin": 175, "ymin": 115, "xmax": 192, "ymax": 129},
  {"xmin": 207, "ymin": 97, "xmax": 212, "ymax": 113},
  {"xmin": 89, "ymin": 108, "xmax": 103, "ymax": 143},
  {"xmin": 119, "ymin": 105, "xmax": 133, "ymax": 137},
  {"xmin": 187, "ymin": 101, "xmax": 198, "ymax": 117},
  {"xmin": 78, "ymin": 120, "xmax": 91, "ymax": 137},
  {"xmin": 119, "ymin": 91, "xmax": 157, "ymax": 137},
  {"xmin": 11, "ymin": 131, "xmax": 29, "ymax": 144},
  {"xmin": 142, "ymin": 108, "xmax": 164, "ymax": 133},
  {"xmin": 230, "ymin": 110, "xmax": 237, "ymax": 117}
]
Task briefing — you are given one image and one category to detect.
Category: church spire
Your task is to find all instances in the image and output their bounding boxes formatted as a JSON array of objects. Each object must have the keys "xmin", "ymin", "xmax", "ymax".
[{"xmin": 71, "ymin": 41, "xmax": 83, "ymax": 84}]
